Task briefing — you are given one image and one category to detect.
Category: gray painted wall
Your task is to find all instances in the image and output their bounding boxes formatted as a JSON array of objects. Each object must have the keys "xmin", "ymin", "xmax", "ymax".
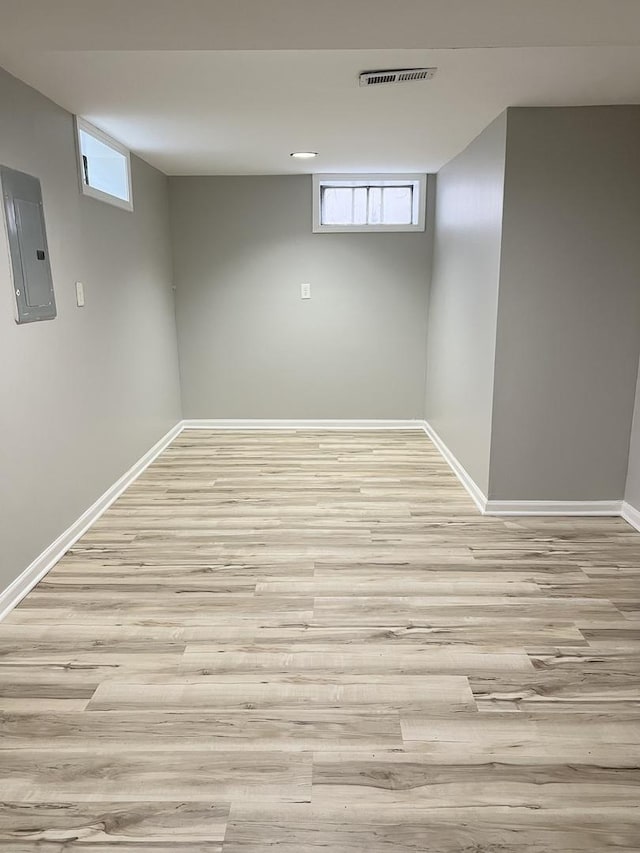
[
  {"xmin": 0, "ymin": 67, "xmax": 182, "ymax": 590},
  {"xmin": 2, "ymin": 77, "xmax": 638, "ymax": 605},
  {"xmin": 489, "ymin": 107, "xmax": 640, "ymax": 501},
  {"xmin": 424, "ymin": 113, "xmax": 507, "ymax": 496},
  {"xmin": 625, "ymin": 354, "xmax": 640, "ymax": 512},
  {"xmin": 170, "ymin": 175, "xmax": 433, "ymax": 419}
]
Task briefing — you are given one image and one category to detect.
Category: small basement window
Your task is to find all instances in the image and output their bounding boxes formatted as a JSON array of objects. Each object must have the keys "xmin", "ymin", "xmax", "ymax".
[
  {"xmin": 313, "ymin": 174, "xmax": 426, "ymax": 233},
  {"xmin": 75, "ymin": 117, "xmax": 133, "ymax": 211}
]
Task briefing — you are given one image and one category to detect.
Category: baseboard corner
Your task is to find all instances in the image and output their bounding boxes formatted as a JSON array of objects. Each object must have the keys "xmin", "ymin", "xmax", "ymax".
[
  {"xmin": 421, "ymin": 421, "xmax": 488, "ymax": 513},
  {"xmin": 622, "ymin": 500, "xmax": 640, "ymax": 532}
]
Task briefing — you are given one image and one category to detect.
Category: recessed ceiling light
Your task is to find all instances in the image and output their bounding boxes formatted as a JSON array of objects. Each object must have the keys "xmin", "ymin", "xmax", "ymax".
[{"xmin": 290, "ymin": 151, "xmax": 318, "ymax": 159}]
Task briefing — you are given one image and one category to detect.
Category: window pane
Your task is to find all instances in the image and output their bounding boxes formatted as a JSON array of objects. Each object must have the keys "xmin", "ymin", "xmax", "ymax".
[
  {"xmin": 353, "ymin": 187, "xmax": 367, "ymax": 224},
  {"xmin": 381, "ymin": 186, "xmax": 413, "ymax": 224},
  {"xmin": 322, "ymin": 187, "xmax": 353, "ymax": 225},
  {"xmin": 79, "ymin": 129, "xmax": 129, "ymax": 201},
  {"xmin": 368, "ymin": 186, "xmax": 382, "ymax": 224}
]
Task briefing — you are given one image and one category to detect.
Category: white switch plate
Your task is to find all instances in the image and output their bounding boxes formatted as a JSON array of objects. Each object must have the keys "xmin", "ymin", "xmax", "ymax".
[
  {"xmin": 75, "ymin": 281, "xmax": 85, "ymax": 307},
  {"xmin": 301, "ymin": 282, "xmax": 311, "ymax": 299}
]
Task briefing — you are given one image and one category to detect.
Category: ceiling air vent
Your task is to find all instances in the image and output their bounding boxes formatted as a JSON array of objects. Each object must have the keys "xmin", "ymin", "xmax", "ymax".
[{"xmin": 359, "ymin": 67, "xmax": 437, "ymax": 87}]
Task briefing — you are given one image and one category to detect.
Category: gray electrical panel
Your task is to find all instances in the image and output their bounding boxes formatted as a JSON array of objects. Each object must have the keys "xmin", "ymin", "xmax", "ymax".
[{"xmin": 1, "ymin": 165, "xmax": 56, "ymax": 323}]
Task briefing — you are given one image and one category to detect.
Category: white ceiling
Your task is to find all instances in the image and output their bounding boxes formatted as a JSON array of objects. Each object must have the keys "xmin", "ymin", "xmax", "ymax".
[
  {"xmin": 2, "ymin": 1, "xmax": 640, "ymax": 50},
  {"xmin": 1, "ymin": 2, "xmax": 639, "ymax": 175}
]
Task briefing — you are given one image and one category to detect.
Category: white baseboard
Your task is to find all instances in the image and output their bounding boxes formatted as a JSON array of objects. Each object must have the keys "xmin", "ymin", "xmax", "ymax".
[
  {"xmin": 622, "ymin": 501, "xmax": 640, "ymax": 532},
  {"xmin": 0, "ymin": 421, "xmax": 184, "ymax": 623},
  {"xmin": 181, "ymin": 419, "xmax": 426, "ymax": 430},
  {"xmin": 0, "ymin": 417, "xmax": 428, "ymax": 620},
  {"xmin": 421, "ymin": 421, "xmax": 630, "ymax": 521},
  {"xmin": 484, "ymin": 500, "xmax": 622, "ymax": 516},
  {"xmin": 421, "ymin": 421, "xmax": 488, "ymax": 513},
  {"xmin": 3, "ymin": 416, "xmax": 637, "ymax": 623}
]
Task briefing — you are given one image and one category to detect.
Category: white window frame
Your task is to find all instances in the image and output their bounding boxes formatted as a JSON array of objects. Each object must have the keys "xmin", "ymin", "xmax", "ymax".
[
  {"xmin": 74, "ymin": 117, "xmax": 133, "ymax": 212},
  {"xmin": 313, "ymin": 174, "xmax": 426, "ymax": 233}
]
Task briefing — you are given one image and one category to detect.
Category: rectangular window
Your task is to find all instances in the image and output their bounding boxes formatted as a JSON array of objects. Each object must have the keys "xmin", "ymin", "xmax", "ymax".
[
  {"xmin": 313, "ymin": 174, "xmax": 426, "ymax": 233},
  {"xmin": 75, "ymin": 117, "xmax": 133, "ymax": 211}
]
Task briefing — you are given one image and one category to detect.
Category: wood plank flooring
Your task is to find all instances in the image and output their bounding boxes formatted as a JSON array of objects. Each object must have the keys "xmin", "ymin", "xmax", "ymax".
[{"xmin": 1, "ymin": 429, "xmax": 640, "ymax": 851}]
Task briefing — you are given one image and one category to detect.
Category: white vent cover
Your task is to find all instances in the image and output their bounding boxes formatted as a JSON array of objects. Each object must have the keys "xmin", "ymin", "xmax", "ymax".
[{"xmin": 359, "ymin": 67, "xmax": 437, "ymax": 87}]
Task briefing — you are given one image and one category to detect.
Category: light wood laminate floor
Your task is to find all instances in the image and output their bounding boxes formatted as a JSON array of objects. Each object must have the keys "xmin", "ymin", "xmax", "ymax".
[{"xmin": 1, "ymin": 429, "xmax": 639, "ymax": 851}]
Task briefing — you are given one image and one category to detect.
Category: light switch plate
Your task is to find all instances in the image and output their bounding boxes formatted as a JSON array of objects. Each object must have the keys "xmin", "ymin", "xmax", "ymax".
[
  {"xmin": 75, "ymin": 281, "xmax": 85, "ymax": 307},
  {"xmin": 301, "ymin": 282, "xmax": 311, "ymax": 299}
]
